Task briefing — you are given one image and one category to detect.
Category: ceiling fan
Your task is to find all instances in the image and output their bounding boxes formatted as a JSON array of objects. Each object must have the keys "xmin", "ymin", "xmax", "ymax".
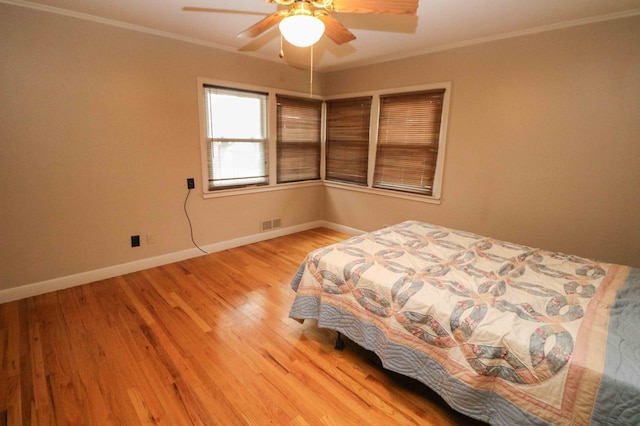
[{"xmin": 185, "ymin": 0, "xmax": 419, "ymax": 48}]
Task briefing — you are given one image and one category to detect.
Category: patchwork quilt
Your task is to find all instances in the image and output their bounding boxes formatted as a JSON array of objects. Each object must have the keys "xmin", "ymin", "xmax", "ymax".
[{"xmin": 289, "ymin": 221, "xmax": 640, "ymax": 425}]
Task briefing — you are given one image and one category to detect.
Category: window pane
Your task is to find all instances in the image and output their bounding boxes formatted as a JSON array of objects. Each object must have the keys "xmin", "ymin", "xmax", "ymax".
[
  {"xmin": 373, "ymin": 89, "xmax": 445, "ymax": 195},
  {"xmin": 211, "ymin": 141, "xmax": 267, "ymax": 188},
  {"xmin": 325, "ymin": 97, "xmax": 372, "ymax": 185},
  {"xmin": 203, "ymin": 85, "xmax": 268, "ymax": 190},
  {"xmin": 206, "ymin": 93, "xmax": 266, "ymax": 139}
]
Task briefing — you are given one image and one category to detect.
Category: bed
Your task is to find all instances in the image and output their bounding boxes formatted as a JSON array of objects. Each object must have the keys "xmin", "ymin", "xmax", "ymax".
[{"xmin": 288, "ymin": 221, "xmax": 640, "ymax": 425}]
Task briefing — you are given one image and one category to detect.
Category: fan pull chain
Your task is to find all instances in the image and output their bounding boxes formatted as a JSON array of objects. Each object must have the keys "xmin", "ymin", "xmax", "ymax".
[
  {"xmin": 279, "ymin": 34, "xmax": 284, "ymax": 59},
  {"xmin": 310, "ymin": 44, "xmax": 314, "ymax": 97}
]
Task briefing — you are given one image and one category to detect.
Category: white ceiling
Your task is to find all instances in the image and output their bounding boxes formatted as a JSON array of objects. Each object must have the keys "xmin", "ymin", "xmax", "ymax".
[{"xmin": 7, "ymin": 0, "xmax": 640, "ymax": 71}]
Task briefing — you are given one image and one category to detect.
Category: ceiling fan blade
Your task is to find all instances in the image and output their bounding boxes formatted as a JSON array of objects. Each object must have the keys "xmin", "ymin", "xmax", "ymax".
[
  {"xmin": 317, "ymin": 13, "xmax": 356, "ymax": 45},
  {"xmin": 182, "ymin": 7, "xmax": 268, "ymax": 16},
  {"xmin": 330, "ymin": 0, "xmax": 419, "ymax": 15},
  {"xmin": 237, "ymin": 10, "xmax": 288, "ymax": 39}
]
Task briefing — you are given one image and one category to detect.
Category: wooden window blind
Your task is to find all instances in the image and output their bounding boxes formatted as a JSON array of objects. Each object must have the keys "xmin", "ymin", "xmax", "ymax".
[
  {"xmin": 276, "ymin": 95, "xmax": 322, "ymax": 183},
  {"xmin": 325, "ymin": 97, "xmax": 372, "ymax": 185},
  {"xmin": 373, "ymin": 89, "xmax": 445, "ymax": 195},
  {"xmin": 203, "ymin": 85, "xmax": 268, "ymax": 190}
]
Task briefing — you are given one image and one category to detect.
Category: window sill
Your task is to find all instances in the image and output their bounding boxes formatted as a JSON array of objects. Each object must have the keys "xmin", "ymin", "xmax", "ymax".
[
  {"xmin": 323, "ymin": 181, "xmax": 442, "ymax": 205},
  {"xmin": 201, "ymin": 180, "xmax": 442, "ymax": 205},
  {"xmin": 202, "ymin": 180, "xmax": 323, "ymax": 199}
]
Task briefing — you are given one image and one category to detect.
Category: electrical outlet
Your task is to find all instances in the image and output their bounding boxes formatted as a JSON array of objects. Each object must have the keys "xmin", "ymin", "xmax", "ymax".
[
  {"xmin": 131, "ymin": 235, "xmax": 140, "ymax": 247},
  {"xmin": 187, "ymin": 178, "xmax": 195, "ymax": 189}
]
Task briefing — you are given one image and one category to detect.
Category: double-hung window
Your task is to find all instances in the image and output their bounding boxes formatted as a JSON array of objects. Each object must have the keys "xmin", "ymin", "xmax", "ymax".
[
  {"xmin": 325, "ymin": 97, "xmax": 372, "ymax": 186},
  {"xmin": 202, "ymin": 85, "xmax": 268, "ymax": 190},
  {"xmin": 373, "ymin": 89, "xmax": 446, "ymax": 196},
  {"xmin": 276, "ymin": 95, "xmax": 322, "ymax": 183}
]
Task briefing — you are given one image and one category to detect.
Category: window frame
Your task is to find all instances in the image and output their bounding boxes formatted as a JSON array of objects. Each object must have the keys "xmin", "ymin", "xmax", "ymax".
[
  {"xmin": 276, "ymin": 94, "xmax": 323, "ymax": 184},
  {"xmin": 325, "ymin": 96, "xmax": 373, "ymax": 186},
  {"xmin": 202, "ymin": 84, "xmax": 269, "ymax": 191},
  {"xmin": 373, "ymin": 88, "xmax": 447, "ymax": 196}
]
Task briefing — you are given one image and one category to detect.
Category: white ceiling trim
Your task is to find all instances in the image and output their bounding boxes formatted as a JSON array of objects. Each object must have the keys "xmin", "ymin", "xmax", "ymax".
[
  {"xmin": 324, "ymin": 7, "xmax": 640, "ymax": 72},
  {"xmin": 1, "ymin": 0, "xmax": 257, "ymax": 56},
  {"xmin": 3, "ymin": 0, "xmax": 640, "ymax": 73}
]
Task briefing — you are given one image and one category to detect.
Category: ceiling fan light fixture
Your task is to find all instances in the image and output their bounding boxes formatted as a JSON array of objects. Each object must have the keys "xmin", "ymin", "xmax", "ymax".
[{"xmin": 279, "ymin": 15, "xmax": 325, "ymax": 47}]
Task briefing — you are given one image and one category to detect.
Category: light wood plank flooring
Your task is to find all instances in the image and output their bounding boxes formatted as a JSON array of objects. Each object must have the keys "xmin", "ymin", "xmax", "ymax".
[{"xmin": 0, "ymin": 228, "xmax": 486, "ymax": 425}]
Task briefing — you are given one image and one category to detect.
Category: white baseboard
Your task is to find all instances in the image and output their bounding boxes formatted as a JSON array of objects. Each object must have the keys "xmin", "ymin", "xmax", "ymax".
[
  {"xmin": 321, "ymin": 222, "xmax": 365, "ymax": 236},
  {"xmin": 0, "ymin": 220, "xmax": 361, "ymax": 304}
]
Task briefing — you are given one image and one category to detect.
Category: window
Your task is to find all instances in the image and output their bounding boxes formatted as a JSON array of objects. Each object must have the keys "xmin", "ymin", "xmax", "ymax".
[
  {"xmin": 325, "ymin": 97, "xmax": 372, "ymax": 185},
  {"xmin": 276, "ymin": 95, "xmax": 322, "ymax": 183},
  {"xmin": 202, "ymin": 85, "xmax": 268, "ymax": 190},
  {"xmin": 198, "ymin": 79, "xmax": 449, "ymax": 202},
  {"xmin": 373, "ymin": 89, "xmax": 446, "ymax": 196}
]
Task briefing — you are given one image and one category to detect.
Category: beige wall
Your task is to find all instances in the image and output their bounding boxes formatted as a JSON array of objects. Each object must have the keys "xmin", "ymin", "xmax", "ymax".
[
  {"xmin": 0, "ymin": 4, "xmax": 324, "ymax": 291},
  {"xmin": 323, "ymin": 15, "xmax": 640, "ymax": 267},
  {"xmin": 1, "ymin": 4, "xmax": 638, "ymax": 297}
]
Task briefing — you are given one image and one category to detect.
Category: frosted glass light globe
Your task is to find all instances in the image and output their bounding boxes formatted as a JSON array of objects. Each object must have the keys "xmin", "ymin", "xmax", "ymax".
[{"xmin": 279, "ymin": 15, "xmax": 325, "ymax": 47}]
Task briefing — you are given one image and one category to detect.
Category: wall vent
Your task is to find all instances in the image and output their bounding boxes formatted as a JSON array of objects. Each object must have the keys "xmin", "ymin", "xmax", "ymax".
[{"xmin": 261, "ymin": 219, "xmax": 282, "ymax": 232}]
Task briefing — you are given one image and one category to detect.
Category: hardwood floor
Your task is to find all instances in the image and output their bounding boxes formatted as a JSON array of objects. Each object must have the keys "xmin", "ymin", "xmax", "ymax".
[{"xmin": 0, "ymin": 228, "xmax": 486, "ymax": 425}]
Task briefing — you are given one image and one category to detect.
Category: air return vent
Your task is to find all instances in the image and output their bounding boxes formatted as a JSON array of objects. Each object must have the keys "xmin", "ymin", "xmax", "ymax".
[{"xmin": 261, "ymin": 219, "xmax": 282, "ymax": 232}]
